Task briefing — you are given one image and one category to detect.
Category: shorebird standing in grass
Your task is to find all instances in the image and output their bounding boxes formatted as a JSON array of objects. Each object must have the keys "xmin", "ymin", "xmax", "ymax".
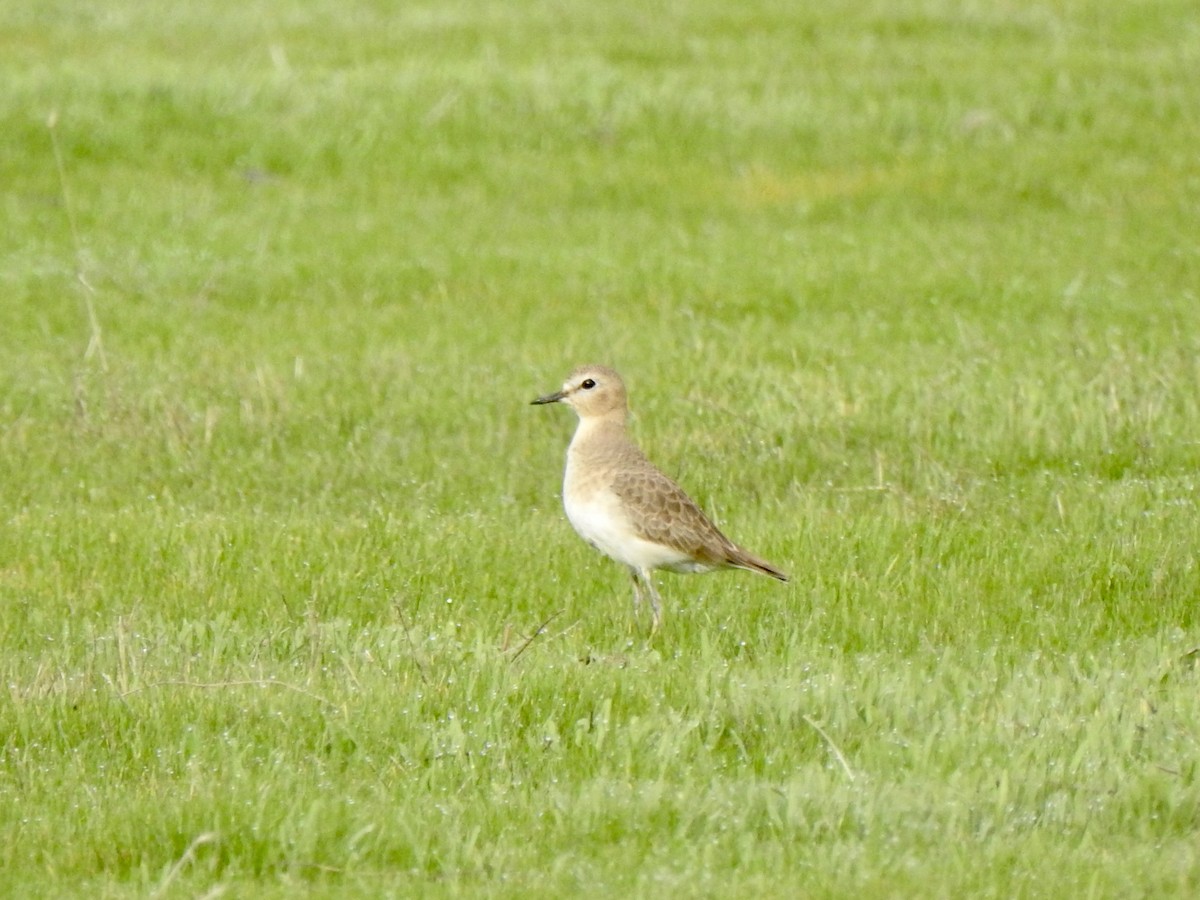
[{"xmin": 532, "ymin": 365, "xmax": 787, "ymax": 632}]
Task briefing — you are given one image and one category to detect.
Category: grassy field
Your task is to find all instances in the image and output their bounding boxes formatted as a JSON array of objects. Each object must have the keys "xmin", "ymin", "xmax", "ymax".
[{"xmin": 3, "ymin": 0, "xmax": 1200, "ymax": 895}]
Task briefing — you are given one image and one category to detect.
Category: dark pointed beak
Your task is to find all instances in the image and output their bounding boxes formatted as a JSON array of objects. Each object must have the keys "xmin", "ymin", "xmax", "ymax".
[{"xmin": 531, "ymin": 389, "xmax": 566, "ymax": 405}]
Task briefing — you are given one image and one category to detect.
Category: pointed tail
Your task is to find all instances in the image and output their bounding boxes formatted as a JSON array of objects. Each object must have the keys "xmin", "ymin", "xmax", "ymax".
[{"xmin": 729, "ymin": 548, "xmax": 788, "ymax": 582}]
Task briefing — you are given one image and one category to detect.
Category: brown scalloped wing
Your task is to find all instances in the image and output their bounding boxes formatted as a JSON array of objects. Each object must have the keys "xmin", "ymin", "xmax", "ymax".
[{"xmin": 609, "ymin": 462, "xmax": 738, "ymax": 567}]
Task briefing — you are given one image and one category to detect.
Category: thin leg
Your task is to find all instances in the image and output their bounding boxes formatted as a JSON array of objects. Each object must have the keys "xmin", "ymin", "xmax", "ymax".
[
  {"xmin": 638, "ymin": 569, "xmax": 663, "ymax": 634},
  {"xmin": 627, "ymin": 571, "xmax": 643, "ymax": 635}
]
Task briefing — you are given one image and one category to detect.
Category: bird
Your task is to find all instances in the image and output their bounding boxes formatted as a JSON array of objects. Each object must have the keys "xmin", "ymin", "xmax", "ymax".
[{"xmin": 531, "ymin": 364, "xmax": 787, "ymax": 632}]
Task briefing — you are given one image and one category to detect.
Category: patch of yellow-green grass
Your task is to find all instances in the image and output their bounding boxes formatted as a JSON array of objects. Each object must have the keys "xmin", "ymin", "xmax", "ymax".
[{"xmin": 2, "ymin": 0, "xmax": 1199, "ymax": 895}]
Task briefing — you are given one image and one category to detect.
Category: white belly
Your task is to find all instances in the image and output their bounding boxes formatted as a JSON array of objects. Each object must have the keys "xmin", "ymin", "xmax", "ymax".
[{"xmin": 563, "ymin": 487, "xmax": 695, "ymax": 574}]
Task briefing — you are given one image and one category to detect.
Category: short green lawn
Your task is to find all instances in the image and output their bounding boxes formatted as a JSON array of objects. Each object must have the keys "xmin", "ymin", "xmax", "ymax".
[{"xmin": 3, "ymin": 0, "xmax": 1198, "ymax": 895}]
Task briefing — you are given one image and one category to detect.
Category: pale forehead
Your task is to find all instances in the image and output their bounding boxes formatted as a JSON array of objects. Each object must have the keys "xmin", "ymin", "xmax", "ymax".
[{"xmin": 567, "ymin": 364, "xmax": 624, "ymax": 386}]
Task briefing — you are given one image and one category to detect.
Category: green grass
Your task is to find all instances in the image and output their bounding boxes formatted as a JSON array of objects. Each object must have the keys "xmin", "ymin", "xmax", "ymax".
[{"xmin": 3, "ymin": 0, "xmax": 1200, "ymax": 895}]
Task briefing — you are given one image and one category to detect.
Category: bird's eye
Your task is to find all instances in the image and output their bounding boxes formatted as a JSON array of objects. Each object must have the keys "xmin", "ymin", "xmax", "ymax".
[{"xmin": 581, "ymin": 378, "xmax": 596, "ymax": 390}]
